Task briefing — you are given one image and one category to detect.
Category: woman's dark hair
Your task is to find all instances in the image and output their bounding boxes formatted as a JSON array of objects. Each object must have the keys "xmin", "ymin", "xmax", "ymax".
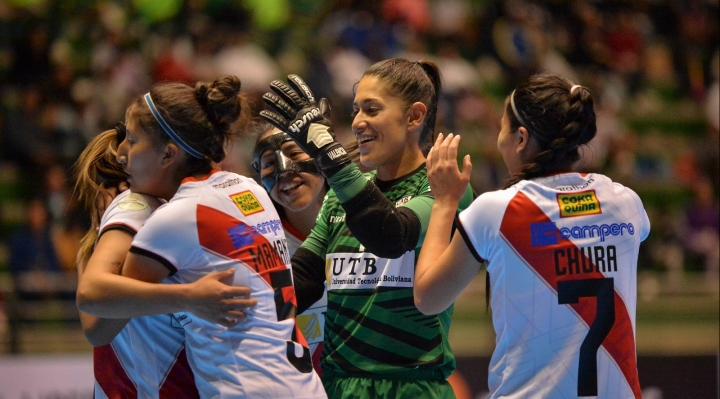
[
  {"xmin": 128, "ymin": 75, "xmax": 250, "ymax": 176},
  {"xmin": 502, "ymin": 74, "xmax": 597, "ymax": 189},
  {"xmin": 362, "ymin": 58, "xmax": 442, "ymax": 151}
]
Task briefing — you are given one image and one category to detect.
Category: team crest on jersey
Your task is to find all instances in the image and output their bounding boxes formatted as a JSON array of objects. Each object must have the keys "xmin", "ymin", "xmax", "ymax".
[
  {"xmin": 230, "ymin": 191, "xmax": 264, "ymax": 216},
  {"xmin": 325, "ymin": 252, "xmax": 414, "ymax": 290},
  {"xmin": 117, "ymin": 193, "xmax": 149, "ymax": 211},
  {"xmin": 557, "ymin": 190, "xmax": 601, "ymax": 218}
]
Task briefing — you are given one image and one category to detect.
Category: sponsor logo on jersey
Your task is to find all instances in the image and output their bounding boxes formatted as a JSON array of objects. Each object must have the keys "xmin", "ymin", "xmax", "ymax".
[
  {"xmin": 253, "ymin": 219, "xmax": 283, "ymax": 236},
  {"xmin": 212, "ymin": 177, "xmax": 242, "ymax": 189},
  {"xmin": 556, "ymin": 178, "xmax": 595, "ymax": 192},
  {"xmin": 329, "ymin": 214, "xmax": 345, "ymax": 224},
  {"xmin": 172, "ymin": 312, "xmax": 192, "ymax": 327},
  {"xmin": 230, "ymin": 190, "xmax": 264, "ymax": 215},
  {"xmin": 557, "ymin": 190, "xmax": 601, "ymax": 217},
  {"xmin": 118, "ymin": 193, "xmax": 149, "ymax": 211},
  {"xmin": 531, "ymin": 221, "xmax": 635, "ymax": 247},
  {"xmin": 395, "ymin": 196, "xmax": 412, "ymax": 207},
  {"xmin": 325, "ymin": 251, "xmax": 415, "ymax": 290},
  {"xmin": 227, "ymin": 223, "xmax": 291, "ymax": 266}
]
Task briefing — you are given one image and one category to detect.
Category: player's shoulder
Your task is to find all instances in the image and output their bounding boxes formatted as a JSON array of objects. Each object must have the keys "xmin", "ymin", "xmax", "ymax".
[
  {"xmin": 99, "ymin": 190, "xmax": 163, "ymax": 233},
  {"xmin": 102, "ymin": 191, "xmax": 162, "ymax": 222}
]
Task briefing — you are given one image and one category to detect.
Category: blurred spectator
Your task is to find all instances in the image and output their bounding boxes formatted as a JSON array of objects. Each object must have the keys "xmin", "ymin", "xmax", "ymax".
[
  {"xmin": 213, "ymin": 28, "xmax": 282, "ymax": 94},
  {"xmin": 0, "ymin": 0, "xmax": 717, "ymax": 302},
  {"xmin": 44, "ymin": 163, "xmax": 72, "ymax": 228},
  {"xmin": 2, "ymin": 85, "xmax": 57, "ymax": 180},
  {"xmin": 8, "ymin": 198, "xmax": 62, "ymax": 277},
  {"xmin": 383, "ymin": 0, "xmax": 430, "ymax": 34},
  {"xmin": 683, "ymin": 177, "xmax": 720, "ymax": 292},
  {"xmin": 9, "ymin": 24, "xmax": 51, "ymax": 87}
]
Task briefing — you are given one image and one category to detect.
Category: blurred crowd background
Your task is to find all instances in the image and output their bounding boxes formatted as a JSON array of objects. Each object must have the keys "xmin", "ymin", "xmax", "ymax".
[{"xmin": 0, "ymin": 0, "xmax": 717, "ymax": 353}]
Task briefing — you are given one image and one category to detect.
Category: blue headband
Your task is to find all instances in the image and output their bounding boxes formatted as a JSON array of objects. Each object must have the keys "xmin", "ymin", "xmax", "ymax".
[{"xmin": 144, "ymin": 93, "xmax": 205, "ymax": 159}]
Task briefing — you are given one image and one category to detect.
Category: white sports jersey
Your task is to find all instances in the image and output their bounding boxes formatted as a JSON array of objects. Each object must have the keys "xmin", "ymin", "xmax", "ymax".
[
  {"xmin": 130, "ymin": 170, "xmax": 326, "ymax": 399},
  {"xmin": 282, "ymin": 219, "xmax": 327, "ymax": 376},
  {"xmin": 94, "ymin": 190, "xmax": 198, "ymax": 399},
  {"xmin": 458, "ymin": 173, "xmax": 649, "ymax": 399}
]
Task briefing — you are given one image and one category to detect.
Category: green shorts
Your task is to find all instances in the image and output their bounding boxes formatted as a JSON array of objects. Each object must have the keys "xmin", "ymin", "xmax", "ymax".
[{"xmin": 322, "ymin": 376, "xmax": 456, "ymax": 399}]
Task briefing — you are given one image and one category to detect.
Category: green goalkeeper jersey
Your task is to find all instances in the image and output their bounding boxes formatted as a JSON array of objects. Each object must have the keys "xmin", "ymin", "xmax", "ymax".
[{"xmin": 295, "ymin": 164, "xmax": 474, "ymax": 380}]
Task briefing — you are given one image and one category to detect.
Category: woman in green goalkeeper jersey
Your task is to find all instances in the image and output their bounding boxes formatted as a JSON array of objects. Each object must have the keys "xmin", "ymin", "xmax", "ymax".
[{"xmin": 261, "ymin": 58, "xmax": 474, "ymax": 399}]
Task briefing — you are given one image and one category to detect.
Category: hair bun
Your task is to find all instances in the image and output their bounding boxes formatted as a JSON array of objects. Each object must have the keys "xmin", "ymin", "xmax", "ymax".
[{"xmin": 195, "ymin": 75, "xmax": 242, "ymax": 129}]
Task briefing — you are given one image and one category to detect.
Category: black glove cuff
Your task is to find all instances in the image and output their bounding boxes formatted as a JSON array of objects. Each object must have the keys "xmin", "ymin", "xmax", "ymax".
[{"xmin": 315, "ymin": 141, "xmax": 352, "ymax": 178}]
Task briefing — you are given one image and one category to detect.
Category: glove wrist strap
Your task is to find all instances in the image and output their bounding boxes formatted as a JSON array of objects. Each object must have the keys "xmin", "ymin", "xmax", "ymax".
[{"xmin": 315, "ymin": 142, "xmax": 352, "ymax": 178}]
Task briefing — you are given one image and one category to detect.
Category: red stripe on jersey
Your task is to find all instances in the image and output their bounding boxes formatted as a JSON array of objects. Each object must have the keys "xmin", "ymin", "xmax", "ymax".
[
  {"xmin": 281, "ymin": 218, "xmax": 307, "ymax": 241},
  {"xmin": 196, "ymin": 204, "xmax": 288, "ymax": 289},
  {"xmin": 311, "ymin": 342, "xmax": 324, "ymax": 377},
  {"xmin": 94, "ymin": 344, "xmax": 137, "ymax": 398},
  {"xmin": 499, "ymin": 191, "xmax": 641, "ymax": 399},
  {"xmin": 160, "ymin": 345, "xmax": 199, "ymax": 398},
  {"xmin": 196, "ymin": 205, "xmax": 308, "ymax": 349}
]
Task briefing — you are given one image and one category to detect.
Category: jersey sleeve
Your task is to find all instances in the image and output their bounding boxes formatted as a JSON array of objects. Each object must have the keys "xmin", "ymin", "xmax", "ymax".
[
  {"xmin": 458, "ymin": 190, "xmax": 513, "ymax": 261},
  {"xmin": 129, "ymin": 202, "xmax": 207, "ymax": 275},
  {"xmin": 98, "ymin": 192, "xmax": 159, "ymax": 238},
  {"xmin": 620, "ymin": 184, "xmax": 651, "ymax": 242},
  {"xmin": 300, "ymin": 193, "xmax": 331, "ymax": 259}
]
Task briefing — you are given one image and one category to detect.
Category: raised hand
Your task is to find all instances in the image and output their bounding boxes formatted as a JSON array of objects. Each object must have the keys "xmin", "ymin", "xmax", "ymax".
[
  {"xmin": 426, "ymin": 133, "xmax": 472, "ymax": 206},
  {"xmin": 261, "ymin": 75, "xmax": 350, "ymax": 177}
]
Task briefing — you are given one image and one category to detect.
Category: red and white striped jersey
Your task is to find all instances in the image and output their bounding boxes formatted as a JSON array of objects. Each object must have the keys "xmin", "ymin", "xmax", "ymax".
[
  {"xmin": 458, "ymin": 173, "xmax": 650, "ymax": 399},
  {"xmin": 94, "ymin": 190, "xmax": 198, "ymax": 399},
  {"xmin": 131, "ymin": 170, "xmax": 326, "ymax": 399}
]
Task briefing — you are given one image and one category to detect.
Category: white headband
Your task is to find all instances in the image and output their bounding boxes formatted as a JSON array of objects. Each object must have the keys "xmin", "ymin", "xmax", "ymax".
[{"xmin": 570, "ymin": 85, "xmax": 582, "ymax": 94}]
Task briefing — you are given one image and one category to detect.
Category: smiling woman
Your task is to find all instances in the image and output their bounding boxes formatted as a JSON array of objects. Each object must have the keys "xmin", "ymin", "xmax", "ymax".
[
  {"xmin": 250, "ymin": 120, "xmax": 330, "ymax": 376},
  {"xmin": 260, "ymin": 59, "xmax": 475, "ymax": 399}
]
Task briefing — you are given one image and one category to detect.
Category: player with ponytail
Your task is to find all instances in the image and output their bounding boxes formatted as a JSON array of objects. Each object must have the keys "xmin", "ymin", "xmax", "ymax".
[
  {"xmin": 77, "ymin": 75, "xmax": 326, "ymax": 398},
  {"xmin": 261, "ymin": 58, "xmax": 474, "ymax": 399},
  {"xmin": 415, "ymin": 74, "xmax": 649, "ymax": 399},
  {"xmin": 74, "ymin": 124, "xmax": 199, "ymax": 397}
]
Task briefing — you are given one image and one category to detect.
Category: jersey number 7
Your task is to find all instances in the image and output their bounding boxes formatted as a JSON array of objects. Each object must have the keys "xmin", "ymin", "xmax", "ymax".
[{"xmin": 557, "ymin": 277, "xmax": 615, "ymax": 397}]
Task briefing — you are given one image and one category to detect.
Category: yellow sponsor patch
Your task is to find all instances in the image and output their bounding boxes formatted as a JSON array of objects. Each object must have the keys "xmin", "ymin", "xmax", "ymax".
[
  {"xmin": 230, "ymin": 191, "xmax": 264, "ymax": 215},
  {"xmin": 557, "ymin": 190, "xmax": 602, "ymax": 218}
]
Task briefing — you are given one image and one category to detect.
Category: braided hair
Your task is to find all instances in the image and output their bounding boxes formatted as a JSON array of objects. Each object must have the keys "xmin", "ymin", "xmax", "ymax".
[{"xmin": 503, "ymin": 74, "xmax": 597, "ymax": 189}]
